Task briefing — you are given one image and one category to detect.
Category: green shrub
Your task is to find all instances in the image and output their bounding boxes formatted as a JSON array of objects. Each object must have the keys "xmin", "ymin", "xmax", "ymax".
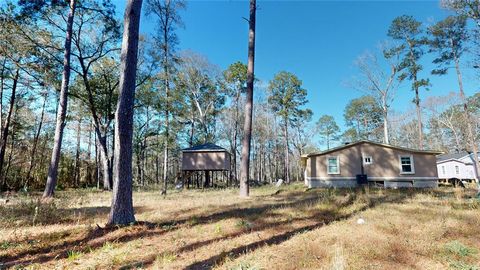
[{"xmin": 445, "ymin": 241, "xmax": 478, "ymax": 257}]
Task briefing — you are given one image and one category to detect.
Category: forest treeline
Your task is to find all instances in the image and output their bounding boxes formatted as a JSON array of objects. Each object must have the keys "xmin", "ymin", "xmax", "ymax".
[{"xmin": 0, "ymin": 0, "xmax": 479, "ymax": 193}]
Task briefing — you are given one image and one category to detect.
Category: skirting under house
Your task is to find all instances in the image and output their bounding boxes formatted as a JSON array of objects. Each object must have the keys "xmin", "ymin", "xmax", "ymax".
[{"xmin": 306, "ymin": 177, "xmax": 439, "ymax": 188}]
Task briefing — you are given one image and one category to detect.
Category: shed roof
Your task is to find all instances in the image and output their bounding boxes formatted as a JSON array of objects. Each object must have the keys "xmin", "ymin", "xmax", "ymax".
[
  {"xmin": 182, "ymin": 143, "xmax": 227, "ymax": 153},
  {"xmin": 302, "ymin": 140, "xmax": 443, "ymax": 158}
]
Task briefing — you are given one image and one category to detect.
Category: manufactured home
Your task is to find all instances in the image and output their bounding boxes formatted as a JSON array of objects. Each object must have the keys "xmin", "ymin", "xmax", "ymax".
[
  {"xmin": 302, "ymin": 140, "xmax": 442, "ymax": 188},
  {"xmin": 436, "ymin": 151, "xmax": 479, "ymax": 184}
]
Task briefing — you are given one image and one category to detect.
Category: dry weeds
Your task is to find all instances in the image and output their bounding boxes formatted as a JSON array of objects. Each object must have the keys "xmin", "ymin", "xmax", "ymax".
[{"xmin": 0, "ymin": 185, "xmax": 479, "ymax": 270}]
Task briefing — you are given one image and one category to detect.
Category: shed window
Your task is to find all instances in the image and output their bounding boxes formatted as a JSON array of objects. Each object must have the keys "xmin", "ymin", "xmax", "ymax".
[
  {"xmin": 400, "ymin": 155, "xmax": 414, "ymax": 174},
  {"xmin": 455, "ymin": 165, "xmax": 459, "ymax": 174},
  {"xmin": 363, "ymin": 156, "xmax": 373, "ymax": 165},
  {"xmin": 442, "ymin": 166, "xmax": 445, "ymax": 175},
  {"xmin": 327, "ymin": 156, "xmax": 340, "ymax": 174}
]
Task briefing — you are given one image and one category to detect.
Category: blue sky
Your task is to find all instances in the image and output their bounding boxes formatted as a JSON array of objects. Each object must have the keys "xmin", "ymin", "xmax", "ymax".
[{"xmin": 120, "ymin": 0, "xmax": 478, "ymax": 128}]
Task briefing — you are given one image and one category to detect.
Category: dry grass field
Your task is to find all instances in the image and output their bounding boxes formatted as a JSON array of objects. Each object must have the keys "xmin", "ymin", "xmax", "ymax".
[{"xmin": 1, "ymin": 184, "xmax": 479, "ymax": 270}]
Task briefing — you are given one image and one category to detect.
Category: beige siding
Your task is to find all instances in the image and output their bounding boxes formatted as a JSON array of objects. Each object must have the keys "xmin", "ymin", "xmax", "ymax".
[
  {"xmin": 182, "ymin": 151, "xmax": 230, "ymax": 171},
  {"xmin": 307, "ymin": 142, "xmax": 438, "ymax": 179}
]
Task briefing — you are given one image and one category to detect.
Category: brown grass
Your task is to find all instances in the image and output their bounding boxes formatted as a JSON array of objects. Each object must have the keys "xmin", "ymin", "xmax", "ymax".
[{"xmin": 0, "ymin": 185, "xmax": 479, "ymax": 270}]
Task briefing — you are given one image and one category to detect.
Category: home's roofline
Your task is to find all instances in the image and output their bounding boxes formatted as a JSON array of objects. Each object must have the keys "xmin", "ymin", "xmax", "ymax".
[
  {"xmin": 304, "ymin": 140, "xmax": 443, "ymax": 157},
  {"xmin": 436, "ymin": 158, "xmax": 471, "ymax": 165},
  {"xmin": 437, "ymin": 151, "xmax": 480, "ymax": 162}
]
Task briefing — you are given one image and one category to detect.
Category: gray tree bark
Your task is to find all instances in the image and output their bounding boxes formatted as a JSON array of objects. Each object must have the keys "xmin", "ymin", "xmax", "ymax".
[
  {"xmin": 107, "ymin": 0, "xmax": 142, "ymax": 226},
  {"xmin": 0, "ymin": 69, "xmax": 19, "ymax": 190},
  {"xmin": 25, "ymin": 93, "xmax": 48, "ymax": 189},
  {"xmin": 452, "ymin": 48, "xmax": 480, "ymax": 186},
  {"xmin": 73, "ymin": 116, "xmax": 82, "ymax": 187},
  {"xmin": 43, "ymin": 0, "xmax": 76, "ymax": 198},
  {"xmin": 283, "ymin": 119, "xmax": 290, "ymax": 183},
  {"xmin": 239, "ymin": 0, "xmax": 256, "ymax": 198},
  {"xmin": 407, "ymin": 41, "xmax": 423, "ymax": 149}
]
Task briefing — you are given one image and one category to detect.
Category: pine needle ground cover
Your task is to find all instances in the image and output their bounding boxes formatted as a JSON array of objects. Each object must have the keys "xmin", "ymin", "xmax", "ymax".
[{"xmin": 1, "ymin": 185, "xmax": 479, "ymax": 269}]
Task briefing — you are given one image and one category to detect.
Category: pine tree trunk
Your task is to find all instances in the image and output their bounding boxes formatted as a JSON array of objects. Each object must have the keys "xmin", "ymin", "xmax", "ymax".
[
  {"xmin": 239, "ymin": 0, "xmax": 256, "ymax": 198},
  {"xmin": 4, "ymin": 105, "xmax": 19, "ymax": 185},
  {"xmin": 73, "ymin": 116, "xmax": 82, "ymax": 187},
  {"xmin": 0, "ymin": 69, "xmax": 19, "ymax": 190},
  {"xmin": 0, "ymin": 58, "xmax": 6, "ymax": 138},
  {"xmin": 408, "ymin": 41, "xmax": 423, "ymax": 149},
  {"xmin": 414, "ymin": 88, "xmax": 423, "ymax": 148},
  {"xmin": 453, "ymin": 53, "xmax": 480, "ymax": 185},
  {"xmin": 43, "ymin": 0, "xmax": 76, "ymax": 198},
  {"xmin": 107, "ymin": 0, "xmax": 142, "ymax": 226},
  {"xmin": 284, "ymin": 120, "xmax": 290, "ymax": 183},
  {"xmin": 25, "ymin": 94, "xmax": 47, "ymax": 189}
]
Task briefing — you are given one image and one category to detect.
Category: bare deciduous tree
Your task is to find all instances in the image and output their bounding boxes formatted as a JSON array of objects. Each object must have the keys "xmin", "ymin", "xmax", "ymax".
[{"xmin": 351, "ymin": 46, "xmax": 402, "ymax": 144}]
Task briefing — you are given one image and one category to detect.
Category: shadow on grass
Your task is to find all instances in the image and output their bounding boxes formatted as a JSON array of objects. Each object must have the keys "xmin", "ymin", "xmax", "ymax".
[
  {"xmin": 1, "ymin": 190, "xmax": 326, "ymax": 267},
  {"xmin": 2, "ymin": 189, "xmax": 412, "ymax": 269},
  {"xmin": 119, "ymin": 191, "xmax": 412, "ymax": 269},
  {"xmin": 182, "ymin": 193, "xmax": 410, "ymax": 270}
]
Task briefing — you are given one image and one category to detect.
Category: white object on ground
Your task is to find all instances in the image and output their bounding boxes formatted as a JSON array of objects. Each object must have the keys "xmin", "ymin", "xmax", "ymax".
[
  {"xmin": 356, "ymin": 218, "xmax": 365, "ymax": 225},
  {"xmin": 275, "ymin": 179, "xmax": 284, "ymax": 187}
]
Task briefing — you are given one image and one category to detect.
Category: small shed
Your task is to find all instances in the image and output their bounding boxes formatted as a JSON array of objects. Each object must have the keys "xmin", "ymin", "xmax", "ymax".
[{"xmin": 181, "ymin": 143, "xmax": 231, "ymax": 188}]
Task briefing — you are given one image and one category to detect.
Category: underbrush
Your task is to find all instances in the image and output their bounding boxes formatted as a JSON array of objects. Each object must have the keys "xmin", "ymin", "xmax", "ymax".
[{"xmin": 0, "ymin": 199, "xmax": 67, "ymax": 227}]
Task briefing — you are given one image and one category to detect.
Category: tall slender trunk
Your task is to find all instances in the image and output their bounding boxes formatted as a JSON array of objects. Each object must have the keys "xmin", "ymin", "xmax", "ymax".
[
  {"xmin": 453, "ymin": 49, "xmax": 480, "ymax": 184},
  {"xmin": 382, "ymin": 95, "xmax": 389, "ymax": 144},
  {"xmin": 107, "ymin": 0, "xmax": 142, "ymax": 226},
  {"xmin": 232, "ymin": 92, "xmax": 241, "ymax": 183},
  {"xmin": 4, "ymin": 104, "xmax": 19, "ymax": 185},
  {"xmin": 161, "ymin": 9, "xmax": 171, "ymax": 194},
  {"xmin": 414, "ymin": 87, "xmax": 423, "ymax": 148},
  {"xmin": 0, "ymin": 69, "xmax": 19, "ymax": 190},
  {"xmin": 73, "ymin": 116, "xmax": 82, "ymax": 187},
  {"xmin": 327, "ymin": 133, "xmax": 330, "ymax": 150},
  {"xmin": 189, "ymin": 119, "xmax": 194, "ymax": 147},
  {"xmin": 284, "ymin": 120, "xmax": 290, "ymax": 183},
  {"xmin": 95, "ymin": 131, "xmax": 100, "ymax": 189},
  {"xmin": 0, "ymin": 58, "xmax": 6, "ymax": 138},
  {"xmin": 239, "ymin": 0, "xmax": 256, "ymax": 198},
  {"xmin": 96, "ymin": 133, "xmax": 112, "ymax": 190},
  {"xmin": 87, "ymin": 121, "xmax": 93, "ymax": 185},
  {"xmin": 43, "ymin": 0, "xmax": 76, "ymax": 198},
  {"xmin": 408, "ymin": 41, "xmax": 423, "ymax": 149},
  {"xmin": 25, "ymin": 93, "xmax": 47, "ymax": 189}
]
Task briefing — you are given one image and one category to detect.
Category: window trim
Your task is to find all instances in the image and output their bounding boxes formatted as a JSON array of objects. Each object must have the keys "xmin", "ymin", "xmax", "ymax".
[
  {"xmin": 363, "ymin": 155, "xmax": 373, "ymax": 165},
  {"xmin": 399, "ymin": 155, "xmax": 415, "ymax": 175},
  {"xmin": 326, "ymin": 156, "xmax": 340, "ymax": 175}
]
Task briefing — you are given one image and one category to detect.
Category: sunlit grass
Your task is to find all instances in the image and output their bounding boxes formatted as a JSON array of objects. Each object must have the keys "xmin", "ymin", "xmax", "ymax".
[{"xmin": 0, "ymin": 184, "xmax": 479, "ymax": 269}]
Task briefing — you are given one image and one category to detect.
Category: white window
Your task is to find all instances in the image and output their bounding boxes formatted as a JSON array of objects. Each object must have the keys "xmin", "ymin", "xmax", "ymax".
[
  {"xmin": 442, "ymin": 166, "xmax": 445, "ymax": 175},
  {"xmin": 363, "ymin": 156, "xmax": 373, "ymax": 165},
  {"xmin": 327, "ymin": 156, "xmax": 340, "ymax": 174},
  {"xmin": 455, "ymin": 165, "xmax": 460, "ymax": 174},
  {"xmin": 399, "ymin": 155, "xmax": 415, "ymax": 174}
]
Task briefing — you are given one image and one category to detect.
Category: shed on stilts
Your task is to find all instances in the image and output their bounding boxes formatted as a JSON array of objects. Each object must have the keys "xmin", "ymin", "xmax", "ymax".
[{"xmin": 180, "ymin": 143, "xmax": 231, "ymax": 188}]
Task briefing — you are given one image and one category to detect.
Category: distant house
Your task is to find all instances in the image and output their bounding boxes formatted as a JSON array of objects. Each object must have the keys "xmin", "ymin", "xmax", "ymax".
[
  {"xmin": 301, "ymin": 140, "xmax": 443, "ymax": 188},
  {"xmin": 436, "ymin": 152, "xmax": 479, "ymax": 183},
  {"xmin": 181, "ymin": 143, "xmax": 231, "ymax": 188}
]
